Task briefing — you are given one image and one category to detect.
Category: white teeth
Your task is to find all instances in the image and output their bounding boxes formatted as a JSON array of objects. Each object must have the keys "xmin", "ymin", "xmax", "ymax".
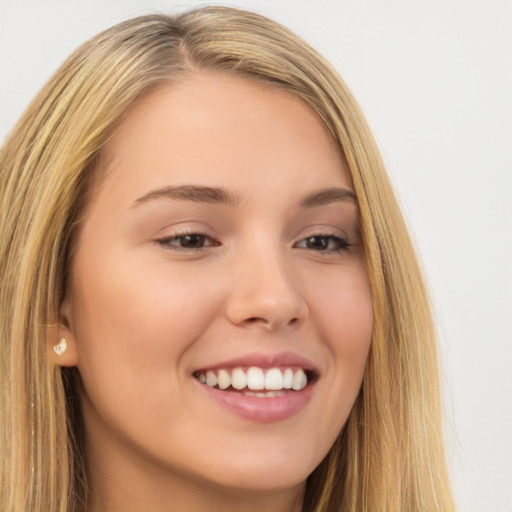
[
  {"xmin": 265, "ymin": 368, "xmax": 283, "ymax": 390},
  {"xmin": 283, "ymin": 368, "xmax": 293, "ymax": 389},
  {"xmin": 247, "ymin": 367, "xmax": 265, "ymax": 390},
  {"xmin": 292, "ymin": 368, "xmax": 307, "ymax": 391},
  {"xmin": 217, "ymin": 369, "xmax": 230, "ymax": 390},
  {"xmin": 264, "ymin": 390, "xmax": 284, "ymax": 398},
  {"xmin": 245, "ymin": 390, "xmax": 286, "ymax": 398},
  {"xmin": 206, "ymin": 371, "xmax": 217, "ymax": 387},
  {"xmin": 197, "ymin": 366, "xmax": 310, "ymax": 393},
  {"xmin": 231, "ymin": 368, "xmax": 247, "ymax": 390}
]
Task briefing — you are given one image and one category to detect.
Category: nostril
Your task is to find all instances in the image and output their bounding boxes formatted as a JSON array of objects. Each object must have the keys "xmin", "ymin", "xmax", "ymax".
[
  {"xmin": 242, "ymin": 316, "xmax": 300, "ymax": 328},
  {"xmin": 246, "ymin": 317, "xmax": 266, "ymax": 324}
]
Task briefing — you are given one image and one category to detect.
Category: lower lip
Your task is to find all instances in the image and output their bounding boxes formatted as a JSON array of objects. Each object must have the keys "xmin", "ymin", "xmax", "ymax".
[{"xmin": 194, "ymin": 379, "xmax": 315, "ymax": 423}]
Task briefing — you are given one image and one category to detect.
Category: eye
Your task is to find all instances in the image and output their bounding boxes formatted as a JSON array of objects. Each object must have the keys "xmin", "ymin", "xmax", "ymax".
[
  {"xmin": 155, "ymin": 233, "xmax": 219, "ymax": 251},
  {"xmin": 295, "ymin": 234, "xmax": 350, "ymax": 253}
]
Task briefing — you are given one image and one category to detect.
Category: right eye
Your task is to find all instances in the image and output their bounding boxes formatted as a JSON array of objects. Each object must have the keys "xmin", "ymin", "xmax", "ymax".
[{"xmin": 155, "ymin": 233, "xmax": 219, "ymax": 251}]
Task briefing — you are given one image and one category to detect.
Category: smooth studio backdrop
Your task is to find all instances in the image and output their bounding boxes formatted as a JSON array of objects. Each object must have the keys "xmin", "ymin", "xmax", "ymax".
[{"xmin": 1, "ymin": 1, "xmax": 510, "ymax": 511}]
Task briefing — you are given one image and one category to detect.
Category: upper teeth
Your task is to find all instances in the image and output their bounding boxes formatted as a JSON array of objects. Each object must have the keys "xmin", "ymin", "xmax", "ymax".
[{"xmin": 196, "ymin": 367, "xmax": 308, "ymax": 391}]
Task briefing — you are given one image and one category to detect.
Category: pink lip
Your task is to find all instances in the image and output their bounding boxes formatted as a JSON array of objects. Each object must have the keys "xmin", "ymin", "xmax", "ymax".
[
  {"xmin": 193, "ymin": 351, "xmax": 317, "ymax": 373},
  {"xmin": 194, "ymin": 379, "xmax": 316, "ymax": 423},
  {"xmin": 192, "ymin": 351, "xmax": 318, "ymax": 423}
]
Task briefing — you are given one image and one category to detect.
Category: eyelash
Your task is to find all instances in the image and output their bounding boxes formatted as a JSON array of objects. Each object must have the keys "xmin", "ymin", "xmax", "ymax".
[
  {"xmin": 294, "ymin": 234, "xmax": 352, "ymax": 254},
  {"xmin": 155, "ymin": 231, "xmax": 352, "ymax": 255},
  {"xmin": 155, "ymin": 232, "xmax": 220, "ymax": 252}
]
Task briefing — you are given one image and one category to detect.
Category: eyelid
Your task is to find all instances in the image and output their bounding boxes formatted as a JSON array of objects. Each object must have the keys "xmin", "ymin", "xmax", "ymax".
[{"xmin": 295, "ymin": 224, "xmax": 350, "ymax": 241}]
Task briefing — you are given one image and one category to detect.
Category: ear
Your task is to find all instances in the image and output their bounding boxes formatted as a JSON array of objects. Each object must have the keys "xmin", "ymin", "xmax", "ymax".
[{"xmin": 47, "ymin": 297, "xmax": 80, "ymax": 367}]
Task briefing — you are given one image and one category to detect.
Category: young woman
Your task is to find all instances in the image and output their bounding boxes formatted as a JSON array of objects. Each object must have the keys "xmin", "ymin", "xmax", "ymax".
[{"xmin": 0, "ymin": 6, "xmax": 454, "ymax": 511}]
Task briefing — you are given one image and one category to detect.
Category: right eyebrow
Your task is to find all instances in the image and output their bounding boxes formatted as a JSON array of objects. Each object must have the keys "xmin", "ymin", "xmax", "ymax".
[{"xmin": 131, "ymin": 185, "xmax": 241, "ymax": 208}]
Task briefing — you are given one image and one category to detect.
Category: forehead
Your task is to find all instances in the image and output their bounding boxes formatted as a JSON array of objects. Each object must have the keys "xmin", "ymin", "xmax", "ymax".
[{"xmin": 93, "ymin": 71, "xmax": 351, "ymax": 206}]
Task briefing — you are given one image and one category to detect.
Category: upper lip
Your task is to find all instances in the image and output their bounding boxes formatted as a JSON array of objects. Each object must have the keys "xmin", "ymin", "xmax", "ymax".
[{"xmin": 193, "ymin": 351, "xmax": 318, "ymax": 374}]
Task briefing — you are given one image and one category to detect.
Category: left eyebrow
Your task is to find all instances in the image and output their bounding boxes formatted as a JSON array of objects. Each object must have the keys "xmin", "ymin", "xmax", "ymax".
[{"xmin": 298, "ymin": 187, "xmax": 357, "ymax": 208}]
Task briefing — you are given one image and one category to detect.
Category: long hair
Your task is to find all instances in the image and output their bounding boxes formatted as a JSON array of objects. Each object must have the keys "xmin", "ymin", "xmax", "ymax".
[{"xmin": 0, "ymin": 7, "xmax": 454, "ymax": 511}]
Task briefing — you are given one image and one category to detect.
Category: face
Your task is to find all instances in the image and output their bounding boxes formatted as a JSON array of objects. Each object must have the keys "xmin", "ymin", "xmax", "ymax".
[{"xmin": 62, "ymin": 72, "xmax": 373, "ymax": 500}]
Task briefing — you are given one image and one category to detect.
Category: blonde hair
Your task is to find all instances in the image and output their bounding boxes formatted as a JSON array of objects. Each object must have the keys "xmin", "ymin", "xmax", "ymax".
[{"xmin": 0, "ymin": 7, "xmax": 454, "ymax": 511}]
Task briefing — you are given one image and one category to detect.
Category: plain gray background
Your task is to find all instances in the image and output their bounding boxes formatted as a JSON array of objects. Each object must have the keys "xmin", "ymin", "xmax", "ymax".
[{"xmin": 1, "ymin": 1, "xmax": 511, "ymax": 510}]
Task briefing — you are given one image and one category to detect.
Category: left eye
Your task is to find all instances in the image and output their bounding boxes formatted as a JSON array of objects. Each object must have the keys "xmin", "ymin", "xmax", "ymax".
[{"xmin": 295, "ymin": 235, "xmax": 350, "ymax": 252}]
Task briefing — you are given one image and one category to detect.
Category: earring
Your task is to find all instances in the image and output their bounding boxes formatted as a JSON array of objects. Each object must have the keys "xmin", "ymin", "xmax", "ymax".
[{"xmin": 53, "ymin": 338, "xmax": 67, "ymax": 356}]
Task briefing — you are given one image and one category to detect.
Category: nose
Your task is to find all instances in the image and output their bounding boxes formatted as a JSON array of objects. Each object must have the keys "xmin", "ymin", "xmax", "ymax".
[{"xmin": 224, "ymin": 246, "xmax": 309, "ymax": 331}]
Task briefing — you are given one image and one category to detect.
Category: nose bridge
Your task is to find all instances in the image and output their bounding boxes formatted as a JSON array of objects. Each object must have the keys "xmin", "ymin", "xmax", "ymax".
[{"xmin": 225, "ymin": 233, "xmax": 308, "ymax": 329}]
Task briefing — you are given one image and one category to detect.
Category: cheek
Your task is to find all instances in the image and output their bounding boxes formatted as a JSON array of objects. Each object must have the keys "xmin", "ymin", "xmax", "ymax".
[
  {"xmin": 68, "ymin": 252, "xmax": 221, "ymax": 403},
  {"xmin": 330, "ymin": 268, "xmax": 372, "ymax": 382},
  {"xmin": 309, "ymin": 259, "xmax": 373, "ymax": 353},
  {"xmin": 74, "ymin": 247, "xmax": 217, "ymax": 332},
  {"xmin": 326, "ymin": 284, "xmax": 373, "ymax": 361},
  {"xmin": 305, "ymin": 261, "xmax": 373, "ymax": 431}
]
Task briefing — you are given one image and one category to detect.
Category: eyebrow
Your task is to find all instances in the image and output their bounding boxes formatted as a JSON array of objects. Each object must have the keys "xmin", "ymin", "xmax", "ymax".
[
  {"xmin": 133, "ymin": 185, "xmax": 241, "ymax": 208},
  {"xmin": 298, "ymin": 187, "xmax": 357, "ymax": 208},
  {"xmin": 132, "ymin": 185, "xmax": 356, "ymax": 209}
]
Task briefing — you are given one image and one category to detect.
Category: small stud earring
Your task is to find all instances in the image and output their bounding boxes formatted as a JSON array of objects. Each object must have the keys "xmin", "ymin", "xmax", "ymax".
[{"xmin": 53, "ymin": 338, "xmax": 67, "ymax": 356}]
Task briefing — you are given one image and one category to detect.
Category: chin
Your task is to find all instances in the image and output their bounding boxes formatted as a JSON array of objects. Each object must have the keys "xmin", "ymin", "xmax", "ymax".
[{"xmin": 182, "ymin": 440, "xmax": 325, "ymax": 493}]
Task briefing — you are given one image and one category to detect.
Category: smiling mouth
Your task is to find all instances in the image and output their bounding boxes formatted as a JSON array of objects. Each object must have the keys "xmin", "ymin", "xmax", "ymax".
[{"xmin": 193, "ymin": 366, "xmax": 313, "ymax": 397}]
